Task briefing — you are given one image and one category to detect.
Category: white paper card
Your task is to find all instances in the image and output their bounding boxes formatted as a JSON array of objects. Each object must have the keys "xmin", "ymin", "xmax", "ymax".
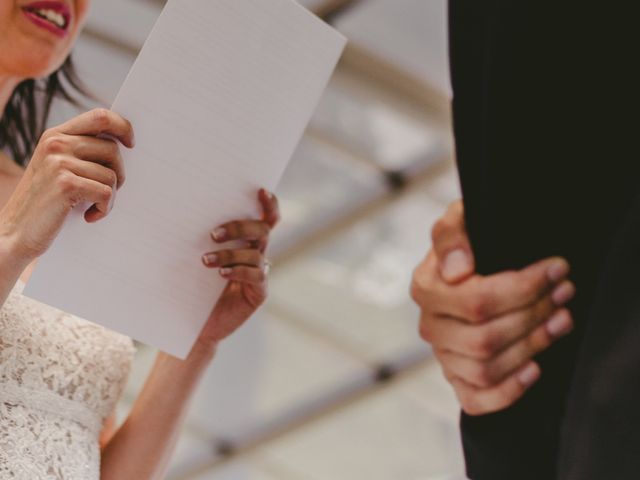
[{"xmin": 24, "ymin": 0, "xmax": 346, "ymax": 358}]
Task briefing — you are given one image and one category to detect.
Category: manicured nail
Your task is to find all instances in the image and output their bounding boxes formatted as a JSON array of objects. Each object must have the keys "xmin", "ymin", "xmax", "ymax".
[
  {"xmin": 212, "ymin": 227, "xmax": 227, "ymax": 241},
  {"xmin": 220, "ymin": 268, "xmax": 232, "ymax": 277},
  {"xmin": 546, "ymin": 310, "xmax": 573, "ymax": 338},
  {"xmin": 442, "ymin": 249, "xmax": 472, "ymax": 281},
  {"xmin": 517, "ymin": 363, "xmax": 540, "ymax": 387},
  {"xmin": 547, "ymin": 259, "xmax": 569, "ymax": 283},
  {"xmin": 551, "ymin": 282, "xmax": 575, "ymax": 306},
  {"xmin": 202, "ymin": 253, "xmax": 218, "ymax": 266}
]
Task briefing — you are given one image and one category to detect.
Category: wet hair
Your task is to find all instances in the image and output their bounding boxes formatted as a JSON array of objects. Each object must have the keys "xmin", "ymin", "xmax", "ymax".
[{"xmin": 0, "ymin": 56, "xmax": 88, "ymax": 166}]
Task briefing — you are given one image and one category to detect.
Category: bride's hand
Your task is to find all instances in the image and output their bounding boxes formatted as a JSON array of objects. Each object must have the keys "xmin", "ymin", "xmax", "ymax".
[
  {"xmin": 0, "ymin": 109, "xmax": 133, "ymax": 262},
  {"xmin": 197, "ymin": 188, "xmax": 280, "ymax": 347}
]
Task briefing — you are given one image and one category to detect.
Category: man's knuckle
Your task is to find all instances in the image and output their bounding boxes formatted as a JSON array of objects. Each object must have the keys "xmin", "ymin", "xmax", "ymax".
[
  {"xmin": 467, "ymin": 296, "xmax": 490, "ymax": 323},
  {"xmin": 431, "ymin": 217, "xmax": 455, "ymax": 243},
  {"xmin": 410, "ymin": 282, "xmax": 422, "ymax": 303},
  {"xmin": 471, "ymin": 363, "xmax": 495, "ymax": 388},
  {"xmin": 530, "ymin": 298, "xmax": 549, "ymax": 324},
  {"xmin": 411, "ymin": 270, "xmax": 432, "ymax": 300},
  {"xmin": 468, "ymin": 331, "xmax": 498, "ymax": 360},
  {"xmin": 530, "ymin": 328, "xmax": 552, "ymax": 352}
]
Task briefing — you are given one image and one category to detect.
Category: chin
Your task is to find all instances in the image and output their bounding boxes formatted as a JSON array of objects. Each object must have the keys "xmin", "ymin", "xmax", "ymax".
[
  {"xmin": 11, "ymin": 41, "xmax": 69, "ymax": 79},
  {"xmin": 0, "ymin": 15, "xmax": 81, "ymax": 80}
]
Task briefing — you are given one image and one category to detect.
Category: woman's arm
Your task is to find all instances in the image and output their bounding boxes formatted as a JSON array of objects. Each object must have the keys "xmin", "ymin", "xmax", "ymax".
[
  {"xmin": 100, "ymin": 189, "xmax": 279, "ymax": 480},
  {"xmin": 0, "ymin": 109, "xmax": 134, "ymax": 309},
  {"xmin": 0, "ymin": 232, "xmax": 30, "ymax": 307},
  {"xmin": 99, "ymin": 414, "xmax": 117, "ymax": 449},
  {"xmin": 100, "ymin": 343, "xmax": 216, "ymax": 479}
]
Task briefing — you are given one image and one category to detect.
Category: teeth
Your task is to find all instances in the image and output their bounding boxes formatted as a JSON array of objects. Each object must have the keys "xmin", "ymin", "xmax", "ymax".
[{"xmin": 34, "ymin": 8, "xmax": 66, "ymax": 29}]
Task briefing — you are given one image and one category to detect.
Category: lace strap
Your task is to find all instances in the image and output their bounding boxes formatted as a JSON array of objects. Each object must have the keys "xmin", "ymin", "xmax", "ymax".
[{"xmin": 0, "ymin": 381, "xmax": 103, "ymax": 434}]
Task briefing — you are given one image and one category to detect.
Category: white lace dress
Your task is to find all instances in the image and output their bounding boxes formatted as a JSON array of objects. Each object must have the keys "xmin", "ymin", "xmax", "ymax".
[{"xmin": 0, "ymin": 279, "xmax": 136, "ymax": 479}]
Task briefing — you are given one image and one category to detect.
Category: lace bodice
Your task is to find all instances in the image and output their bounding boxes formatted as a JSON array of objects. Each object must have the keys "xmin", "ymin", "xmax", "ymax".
[{"xmin": 0, "ymin": 279, "xmax": 135, "ymax": 479}]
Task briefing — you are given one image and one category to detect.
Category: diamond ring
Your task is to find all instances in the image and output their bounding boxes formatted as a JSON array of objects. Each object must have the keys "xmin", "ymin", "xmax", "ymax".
[{"xmin": 264, "ymin": 259, "xmax": 272, "ymax": 275}]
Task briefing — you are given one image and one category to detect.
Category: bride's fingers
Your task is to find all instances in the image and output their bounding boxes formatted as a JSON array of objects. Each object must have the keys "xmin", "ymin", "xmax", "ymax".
[
  {"xmin": 219, "ymin": 266, "xmax": 266, "ymax": 285},
  {"xmin": 259, "ymin": 188, "xmax": 280, "ymax": 228},
  {"xmin": 202, "ymin": 249, "xmax": 264, "ymax": 269},
  {"xmin": 211, "ymin": 220, "xmax": 270, "ymax": 243}
]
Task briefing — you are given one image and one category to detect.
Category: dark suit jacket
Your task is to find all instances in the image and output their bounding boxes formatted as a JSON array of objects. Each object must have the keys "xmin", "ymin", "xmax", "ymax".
[{"xmin": 449, "ymin": 1, "xmax": 639, "ymax": 478}]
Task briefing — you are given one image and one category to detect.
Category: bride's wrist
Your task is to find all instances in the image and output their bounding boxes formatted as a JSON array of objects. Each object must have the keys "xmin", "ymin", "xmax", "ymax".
[
  {"xmin": 0, "ymin": 224, "xmax": 32, "ymax": 278},
  {"xmin": 189, "ymin": 338, "xmax": 219, "ymax": 361}
]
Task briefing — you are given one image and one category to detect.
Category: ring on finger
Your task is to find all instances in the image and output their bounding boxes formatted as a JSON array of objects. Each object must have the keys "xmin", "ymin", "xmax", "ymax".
[{"xmin": 263, "ymin": 259, "xmax": 272, "ymax": 275}]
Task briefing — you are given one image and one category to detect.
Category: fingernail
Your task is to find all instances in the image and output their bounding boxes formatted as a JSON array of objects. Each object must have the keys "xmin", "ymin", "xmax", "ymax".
[
  {"xmin": 220, "ymin": 268, "xmax": 232, "ymax": 276},
  {"xmin": 551, "ymin": 282, "xmax": 575, "ymax": 306},
  {"xmin": 517, "ymin": 363, "xmax": 540, "ymax": 387},
  {"xmin": 212, "ymin": 228, "xmax": 227, "ymax": 241},
  {"xmin": 547, "ymin": 259, "xmax": 569, "ymax": 283},
  {"xmin": 442, "ymin": 249, "xmax": 472, "ymax": 281},
  {"xmin": 546, "ymin": 310, "xmax": 573, "ymax": 338},
  {"xmin": 202, "ymin": 253, "xmax": 218, "ymax": 266}
]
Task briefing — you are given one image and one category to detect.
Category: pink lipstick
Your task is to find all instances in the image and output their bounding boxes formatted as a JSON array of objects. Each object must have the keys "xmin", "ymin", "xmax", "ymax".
[{"xmin": 21, "ymin": 1, "xmax": 71, "ymax": 38}]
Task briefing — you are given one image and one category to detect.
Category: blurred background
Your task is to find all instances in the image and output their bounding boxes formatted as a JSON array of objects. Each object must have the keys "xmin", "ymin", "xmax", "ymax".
[{"xmin": 55, "ymin": 1, "xmax": 468, "ymax": 478}]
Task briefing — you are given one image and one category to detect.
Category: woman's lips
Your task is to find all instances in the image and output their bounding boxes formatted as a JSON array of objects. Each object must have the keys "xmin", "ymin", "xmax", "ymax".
[{"xmin": 21, "ymin": 1, "xmax": 71, "ymax": 38}]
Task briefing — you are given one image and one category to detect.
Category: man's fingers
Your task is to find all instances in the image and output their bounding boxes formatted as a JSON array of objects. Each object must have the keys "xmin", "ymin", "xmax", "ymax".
[
  {"xmin": 431, "ymin": 200, "xmax": 475, "ymax": 283},
  {"xmin": 488, "ymin": 313, "xmax": 571, "ymax": 381},
  {"xmin": 435, "ymin": 311, "xmax": 572, "ymax": 388},
  {"xmin": 509, "ymin": 256, "xmax": 571, "ymax": 302},
  {"xmin": 424, "ymin": 256, "xmax": 571, "ymax": 323},
  {"xmin": 449, "ymin": 362, "xmax": 541, "ymax": 416},
  {"xmin": 424, "ymin": 282, "xmax": 575, "ymax": 359},
  {"xmin": 54, "ymin": 108, "xmax": 135, "ymax": 149}
]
